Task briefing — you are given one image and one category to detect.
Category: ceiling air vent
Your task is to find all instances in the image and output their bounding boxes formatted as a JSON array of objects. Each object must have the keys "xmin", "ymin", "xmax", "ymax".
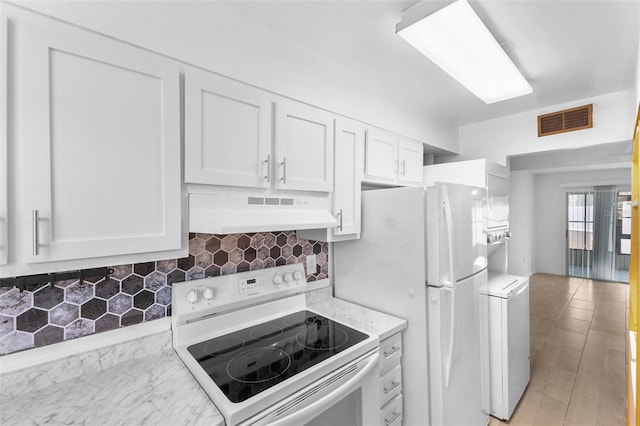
[{"xmin": 538, "ymin": 104, "xmax": 593, "ymax": 137}]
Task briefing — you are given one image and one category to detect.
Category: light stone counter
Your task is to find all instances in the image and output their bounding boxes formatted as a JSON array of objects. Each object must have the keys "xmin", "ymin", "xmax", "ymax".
[
  {"xmin": 310, "ymin": 297, "xmax": 407, "ymax": 342},
  {"xmin": 0, "ymin": 331, "xmax": 223, "ymax": 426},
  {"xmin": 0, "ymin": 291, "xmax": 405, "ymax": 426}
]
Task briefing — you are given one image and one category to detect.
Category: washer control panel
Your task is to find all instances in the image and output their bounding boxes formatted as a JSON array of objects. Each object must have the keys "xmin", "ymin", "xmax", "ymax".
[{"xmin": 487, "ymin": 230, "xmax": 511, "ymax": 245}]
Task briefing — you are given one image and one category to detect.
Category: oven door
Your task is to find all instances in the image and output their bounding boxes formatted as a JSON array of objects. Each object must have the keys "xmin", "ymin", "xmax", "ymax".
[{"xmin": 241, "ymin": 349, "xmax": 380, "ymax": 426}]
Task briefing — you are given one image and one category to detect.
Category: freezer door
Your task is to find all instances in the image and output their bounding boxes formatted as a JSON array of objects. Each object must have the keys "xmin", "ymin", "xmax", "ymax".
[
  {"xmin": 428, "ymin": 270, "xmax": 489, "ymax": 426},
  {"xmin": 427, "ymin": 183, "xmax": 487, "ymax": 286}
]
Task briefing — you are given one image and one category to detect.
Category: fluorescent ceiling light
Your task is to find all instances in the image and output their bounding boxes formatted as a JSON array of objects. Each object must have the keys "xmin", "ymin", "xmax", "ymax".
[{"xmin": 397, "ymin": 0, "xmax": 532, "ymax": 104}]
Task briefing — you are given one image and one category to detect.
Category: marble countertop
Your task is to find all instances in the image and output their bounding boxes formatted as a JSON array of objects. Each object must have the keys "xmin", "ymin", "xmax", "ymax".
[
  {"xmin": 0, "ymin": 330, "xmax": 224, "ymax": 426},
  {"xmin": 0, "ymin": 294, "xmax": 406, "ymax": 425},
  {"xmin": 309, "ymin": 297, "xmax": 407, "ymax": 342}
]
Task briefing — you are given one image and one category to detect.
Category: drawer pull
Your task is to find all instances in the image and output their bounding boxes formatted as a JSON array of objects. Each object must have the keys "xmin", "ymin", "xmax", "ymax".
[
  {"xmin": 385, "ymin": 409, "xmax": 401, "ymax": 426},
  {"xmin": 384, "ymin": 380, "xmax": 400, "ymax": 394},
  {"xmin": 383, "ymin": 345, "xmax": 400, "ymax": 358}
]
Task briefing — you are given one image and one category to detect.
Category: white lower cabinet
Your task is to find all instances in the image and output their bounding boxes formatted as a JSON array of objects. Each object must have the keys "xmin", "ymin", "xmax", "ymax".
[
  {"xmin": 379, "ymin": 333, "xmax": 403, "ymax": 425},
  {"xmin": 364, "ymin": 129, "xmax": 424, "ymax": 186},
  {"xmin": 5, "ymin": 9, "xmax": 183, "ymax": 274},
  {"xmin": 381, "ymin": 394, "xmax": 403, "ymax": 426}
]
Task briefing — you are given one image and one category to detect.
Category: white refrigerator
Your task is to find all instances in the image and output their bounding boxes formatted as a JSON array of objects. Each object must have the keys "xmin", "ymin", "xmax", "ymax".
[{"xmin": 334, "ymin": 184, "xmax": 489, "ymax": 426}]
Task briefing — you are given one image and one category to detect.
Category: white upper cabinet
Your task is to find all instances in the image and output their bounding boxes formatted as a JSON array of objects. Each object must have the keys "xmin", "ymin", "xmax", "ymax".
[
  {"xmin": 274, "ymin": 101, "xmax": 334, "ymax": 192},
  {"xmin": 13, "ymin": 18, "xmax": 182, "ymax": 264},
  {"xmin": 333, "ymin": 118, "xmax": 363, "ymax": 236},
  {"xmin": 364, "ymin": 129, "xmax": 398, "ymax": 183},
  {"xmin": 398, "ymin": 139, "xmax": 425, "ymax": 185},
  {"xmin": 364, "ymin": 129, "xmax": 424, "ymax": 186},
  {"xmin": 185, "ymin": 68, "xmax": 271, "ymax": 188},
  {"xmin": 185, "ymin": 74, "xmax": 332, "ymax": 193},
  {"xmin": 297, "ymin": 117, "xmax": 363, "ymax": 242}
]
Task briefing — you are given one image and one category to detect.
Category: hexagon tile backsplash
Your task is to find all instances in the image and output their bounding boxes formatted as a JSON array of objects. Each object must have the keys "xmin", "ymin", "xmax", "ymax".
[{"xmin": 0, "ymin": 231, "xmax": 328, "ymax": 355}]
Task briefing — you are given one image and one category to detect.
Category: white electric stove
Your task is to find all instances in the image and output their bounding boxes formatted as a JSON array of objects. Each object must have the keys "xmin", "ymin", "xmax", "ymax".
[{"xmin": 172, "ymin": 264, "xmax": 380, "ymax": 426}]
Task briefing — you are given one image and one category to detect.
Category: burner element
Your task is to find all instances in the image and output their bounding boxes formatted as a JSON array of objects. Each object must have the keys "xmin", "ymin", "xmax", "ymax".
[
  {"xmin": 227, "ymin": 348, "xmax": 291, "ymax": 384},
  {"xmin": 203, "ymin": 336, "xmax": 245, "ymax": 357},
  {"xmin": 296, "ymin": 325, "xmax": 349, "ymax": 351},
  {"xmin": 249, "ymin": 325, "xmax": 283, "ymax": 341}
]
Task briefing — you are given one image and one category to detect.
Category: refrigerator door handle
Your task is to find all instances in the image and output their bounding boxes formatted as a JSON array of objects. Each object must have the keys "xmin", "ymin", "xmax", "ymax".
[
  {"xmin": 443, "ymin": 286, "xmax": 455, "ymax": 389},
  {"xmin": 441, "ymin": 186, "xmax": 456, "ymax": 286}
]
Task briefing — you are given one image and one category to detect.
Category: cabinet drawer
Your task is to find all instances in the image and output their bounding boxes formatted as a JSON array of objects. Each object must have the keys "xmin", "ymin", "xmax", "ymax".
[
  {"xmin": 380, "ymin": 333, "xmax": 402, "ymax": 373},
  {"xmin": 380, "ymin": 394, "xmax": 403, "ymax": 426},
  {"xmin": 379, "ymin": 364, "xmax": 402, "ymax": 406}
]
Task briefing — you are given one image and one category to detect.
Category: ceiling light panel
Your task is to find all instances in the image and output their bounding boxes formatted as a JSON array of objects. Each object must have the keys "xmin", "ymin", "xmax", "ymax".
[{"xmin": 397, "ymin": 0, "xmax": 532, "ymax": 104}]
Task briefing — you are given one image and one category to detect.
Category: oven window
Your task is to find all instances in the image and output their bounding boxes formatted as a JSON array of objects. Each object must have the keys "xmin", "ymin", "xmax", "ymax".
[{"xmin": 305, "ymin": 389, "xmax": 362, "ymax": 426}]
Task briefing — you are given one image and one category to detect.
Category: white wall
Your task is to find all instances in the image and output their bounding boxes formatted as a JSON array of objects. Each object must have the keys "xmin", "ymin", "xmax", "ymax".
[
  {"xmin": 455, "ymin": 90, "xmax": 636, "ymax": 166},
  {"xmin": 10, "ymin": 0, "xmax": 457, "ymax": 154},
  {"xmin": 508, "ymin": 171, "xmax": 534, "ymax": 277},
  {"xmin": 533, "ymin": 168, "xmax": 631, "ymax": 275}
]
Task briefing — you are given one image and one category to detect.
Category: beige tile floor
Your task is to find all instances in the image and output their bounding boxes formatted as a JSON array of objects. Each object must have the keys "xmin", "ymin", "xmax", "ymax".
[{"xmin": 489, "ymin": 273, "xmax": 628, "ymax": 426}]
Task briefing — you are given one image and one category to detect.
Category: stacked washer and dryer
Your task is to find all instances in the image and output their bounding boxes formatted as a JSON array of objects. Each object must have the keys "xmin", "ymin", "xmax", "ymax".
[{"xmin": 424, "ymin": 159, "xmax": 530, "ymax": 422}]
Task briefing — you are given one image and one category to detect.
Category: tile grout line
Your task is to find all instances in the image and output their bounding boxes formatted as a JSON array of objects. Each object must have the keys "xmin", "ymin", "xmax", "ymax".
[{"xmin": 560, "ymin": 278, "xmax": 605, "ymax": 425}]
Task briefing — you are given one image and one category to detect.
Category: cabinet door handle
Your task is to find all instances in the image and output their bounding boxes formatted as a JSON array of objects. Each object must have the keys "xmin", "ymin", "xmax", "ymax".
[
  {"xmin": 384, "ymin": 380, "xmax": 400, "ymax": 394},
  {"xmin": 401, "ymin": 160, "xmax": 406, "ymax": 176},
  {"xmin": 280, "ymin": 157, "xmax": 287, "ymax": 184},
  {"xmin": 383, "ymin": 345, "xmax": 400, "ymax": 357},
  {"xmin": 263, "ymin": 155, "xmax": 271, "ymax": 182},
  {"xmin": 32, "ymin": 209, "xmax": 40, "ymax": 256},
  {"xmin": 385, "ymin": 409, "xmax": 401, "ymax": 425},
  {"xmin": 336, "ymin": 209, "xmax": 343, "ymax": 231}
]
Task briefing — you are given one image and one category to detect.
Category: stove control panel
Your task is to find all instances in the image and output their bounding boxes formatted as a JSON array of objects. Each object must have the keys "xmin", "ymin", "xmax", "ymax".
[
  {"xmin": 173, "ymin": 264, "xmax": 309, "ymax": 319},
  {"xmin": 239, "ymin": 276, "xmax": 263, "ymax": 293}
]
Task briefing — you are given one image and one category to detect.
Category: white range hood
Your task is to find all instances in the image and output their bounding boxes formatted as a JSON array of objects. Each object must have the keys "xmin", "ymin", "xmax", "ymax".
[{"xmin": 189, "ymin": 192, "xmax": 338, "ymax": 235}]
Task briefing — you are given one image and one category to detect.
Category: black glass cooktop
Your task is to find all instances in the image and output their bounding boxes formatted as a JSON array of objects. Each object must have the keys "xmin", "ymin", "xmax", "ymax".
[{"xmin": 187, "ymin": 310, "xmax": 368, "ymax": 403}]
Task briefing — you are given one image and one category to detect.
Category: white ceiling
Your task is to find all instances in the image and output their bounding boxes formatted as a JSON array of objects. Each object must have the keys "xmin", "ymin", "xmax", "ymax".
[
  {"xmin": 220, "ymin": 0, "xmax": 639, "ymax": 126},
  {"xmin": 13, "ymin": 0, "xmax": 640, "ymax": 137}
]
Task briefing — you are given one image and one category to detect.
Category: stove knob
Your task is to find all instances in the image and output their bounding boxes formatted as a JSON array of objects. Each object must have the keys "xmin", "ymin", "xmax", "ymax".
[
  {"xmin": 273, "ymin": 274, "xmax": 283, "ymax": 286},
  {"xmin": 202, "ymin": 287, "xmax": 215, "ymax": 301},
  {"xmin": 487, "ymin": 234, "xmax": 495, "ymax": 244},
  {"xmin": 186, "ymin": 289, "xmax": 199, "ymax": 304},
  {"xmin": 284, "ymin": 272, "xmax": 293, "ymax": 283},
  {"xmin": 293, "ymin": 270, "xmax": 303, "ymax": 281}
]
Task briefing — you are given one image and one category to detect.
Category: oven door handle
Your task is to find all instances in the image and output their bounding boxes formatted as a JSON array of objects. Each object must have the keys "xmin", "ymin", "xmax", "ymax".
[{"xmin": 266, "ymin": 352, "xmax": 380, "ymax": 426}]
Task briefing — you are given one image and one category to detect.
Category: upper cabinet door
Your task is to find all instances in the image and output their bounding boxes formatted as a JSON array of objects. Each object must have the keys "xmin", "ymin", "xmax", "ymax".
[
  {"xmin": 398, "ymin": 139, "xmax": 424, "ymax": 185},
  {"xmin": 364, "ymin": 129, "xmax": 398, "ymax": 183},
  {"xmin": 16, "ymin": 20, "xmax": 181, "ymax": 263},
  {"xmin": 185, "ymin": 68, "xmax": 272, "ymax": 188},
  {"xmin": 334, "ymin": 118, "xmax": 363, "ymax": 236},
  {"xmin": 274, "ymin": 101, "xmax": 333, "ymax": 192}
]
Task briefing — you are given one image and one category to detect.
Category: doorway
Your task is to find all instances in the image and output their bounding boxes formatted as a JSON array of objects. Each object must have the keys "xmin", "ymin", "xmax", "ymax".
[{"xmin": 566, "ymin": 187, "xmax": 631, "ymax": 283}]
